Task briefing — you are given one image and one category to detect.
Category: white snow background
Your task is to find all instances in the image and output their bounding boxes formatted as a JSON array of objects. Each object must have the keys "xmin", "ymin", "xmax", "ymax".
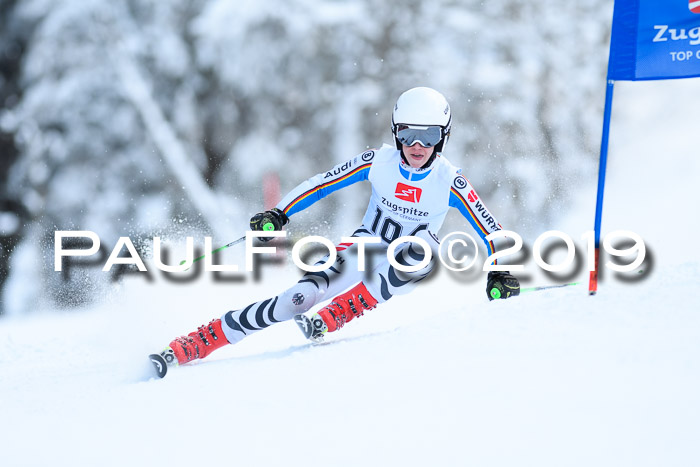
[{"xmin": 1, "ymin": 80, "xmax": 699, "ymax": 466}]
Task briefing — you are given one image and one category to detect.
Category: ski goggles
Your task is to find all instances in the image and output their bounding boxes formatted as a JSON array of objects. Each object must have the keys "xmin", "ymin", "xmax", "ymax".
[{"xmin": 395, "ymin": 124, "xmax": 444, "ymax": 148}]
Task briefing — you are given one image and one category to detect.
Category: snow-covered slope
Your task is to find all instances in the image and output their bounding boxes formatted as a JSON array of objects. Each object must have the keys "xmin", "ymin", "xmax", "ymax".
[
  {"xmin": 1, "ymin": 267, "xmax": 698, "ymax": 467},
  {"xmin": 2, "ymin": 79, "xmax": 699, "ymax": 467}
]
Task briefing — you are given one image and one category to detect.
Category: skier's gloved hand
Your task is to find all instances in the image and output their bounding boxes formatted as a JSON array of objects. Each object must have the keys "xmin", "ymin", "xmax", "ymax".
[
  {"xmin": 250, "ymin": 208, "xmax": 289, "ymax": 242},
  {"xmin": 486, "ymin": 271, "xmax": 520, "ymax": 301}
]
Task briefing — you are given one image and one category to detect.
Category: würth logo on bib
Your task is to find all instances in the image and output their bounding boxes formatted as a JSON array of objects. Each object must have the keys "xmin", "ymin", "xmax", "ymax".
[
  {"xmin": 395, "ymin": 183, "xmax": 422, "ymax": 203},
  {"xmin": 467, "ymin": 190, "xmax": 478, "ymax": 203},
  {"xmin": 692, "ymin": 1, "xmax": 700, "ymax": 14}
]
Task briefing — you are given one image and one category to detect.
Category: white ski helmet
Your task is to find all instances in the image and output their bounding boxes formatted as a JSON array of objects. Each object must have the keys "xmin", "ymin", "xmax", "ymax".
[{"xmin": 391, "ymin": 87, "xmax": 452, "ymax": 153}]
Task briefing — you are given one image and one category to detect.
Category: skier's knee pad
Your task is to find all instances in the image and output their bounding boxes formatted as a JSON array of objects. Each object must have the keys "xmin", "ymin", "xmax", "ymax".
[{"xmin": 277, "ymin": 281, "xmax": 321, "ymax": 316}]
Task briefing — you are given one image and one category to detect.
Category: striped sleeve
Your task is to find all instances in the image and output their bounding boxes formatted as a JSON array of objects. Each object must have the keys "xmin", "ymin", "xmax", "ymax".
[
  {"xmin": 276, "ymin": 156, "xmax": 372, "ymax": 217},
  {"xmin": 448, "ymin": 174, "xmax": 502, "ymax": 258}
]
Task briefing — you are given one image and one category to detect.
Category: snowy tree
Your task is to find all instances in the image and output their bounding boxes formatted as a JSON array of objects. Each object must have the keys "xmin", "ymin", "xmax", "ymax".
[
  {"xmin": 2, "ymin": 0, "xmax": 239, "ymax": 310},
  {"xmin": 1, "ymin": 0, "xmax": 29, "ymax": 312}
]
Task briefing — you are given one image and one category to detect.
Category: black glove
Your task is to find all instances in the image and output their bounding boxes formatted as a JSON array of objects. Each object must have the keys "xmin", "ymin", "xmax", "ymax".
[
  {"xmin": 486, "ymin": 271, "xmax": 520, "ymax": 301},
  {"xmin": 250, "ymin": 208, "xmax": 289, "ymax": 242}
]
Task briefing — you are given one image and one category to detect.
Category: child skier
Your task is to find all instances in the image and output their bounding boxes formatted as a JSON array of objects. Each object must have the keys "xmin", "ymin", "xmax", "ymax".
[{"xmin": 159, "ymin": 87, "xmax": 520, "ymax": 368}]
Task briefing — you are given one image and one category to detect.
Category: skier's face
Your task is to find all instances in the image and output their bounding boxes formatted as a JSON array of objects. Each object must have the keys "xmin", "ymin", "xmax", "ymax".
[{"xmin": 402, "ymin": 142, "xmax": 434, "ymax": 168}]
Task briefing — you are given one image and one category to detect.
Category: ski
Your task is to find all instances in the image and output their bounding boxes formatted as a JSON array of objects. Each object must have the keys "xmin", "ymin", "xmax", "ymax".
[
  {"xmin": 293, "ymin": 314, "xmax": 326, "ymax": 344},
  {"xmin": 149, "ymin": 353, "xmax": 168, "ymax": 378},
  {"xmin": 148, "ymin": 347, "xmax": 178, "ymax": 379}
]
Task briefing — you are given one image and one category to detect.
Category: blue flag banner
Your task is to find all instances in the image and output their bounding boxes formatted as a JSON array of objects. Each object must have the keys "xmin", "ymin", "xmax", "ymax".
[
  {"xmin": 591, "ymin": 1, "xmax": 700, "ymax": 295},
  {"xmin": 608, "ymin": 0, "xmax": 700, "ymax": 80}
]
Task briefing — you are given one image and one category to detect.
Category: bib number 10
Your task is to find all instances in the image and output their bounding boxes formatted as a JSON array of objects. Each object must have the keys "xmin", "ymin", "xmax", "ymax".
[
  {"xmin": 483, "ymin": 230, "xmax": 646, "ymax": 273},
  {"xmin": 370, "ymin": 207, "xmax": 427, "ymax": 244}
]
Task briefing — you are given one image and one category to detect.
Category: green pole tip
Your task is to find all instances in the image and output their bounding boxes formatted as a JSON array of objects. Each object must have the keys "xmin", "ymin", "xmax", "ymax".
[
  {"xmin": 490, "ymin": 288, "xmax": 501, "ymax": 300},
  {"xmin": 263, "ymin": 222, "xmax": 275, "ymax": 231}
]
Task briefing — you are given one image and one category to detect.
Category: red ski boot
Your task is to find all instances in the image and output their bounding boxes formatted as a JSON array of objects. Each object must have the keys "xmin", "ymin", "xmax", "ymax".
[
  {"xmin": 317, "ymin": 282, "xmax": 379, "ymax": 333},
  {"xmin": 167, "ymin": 319, "xmax": 229, "ymax": 365}
]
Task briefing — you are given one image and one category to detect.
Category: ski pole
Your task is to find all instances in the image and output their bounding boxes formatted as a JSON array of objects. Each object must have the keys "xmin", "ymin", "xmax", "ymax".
[
  {"xmin": 179, "ymin": 235, "xmax": 246, "ymax": 266},
  {"xmin": 178, "ymin": 222, "xmax": 277, "ymax": 266},
  {"xmin": 520, "ymin": 281, "xmax": 580, "ymax": 294}
]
